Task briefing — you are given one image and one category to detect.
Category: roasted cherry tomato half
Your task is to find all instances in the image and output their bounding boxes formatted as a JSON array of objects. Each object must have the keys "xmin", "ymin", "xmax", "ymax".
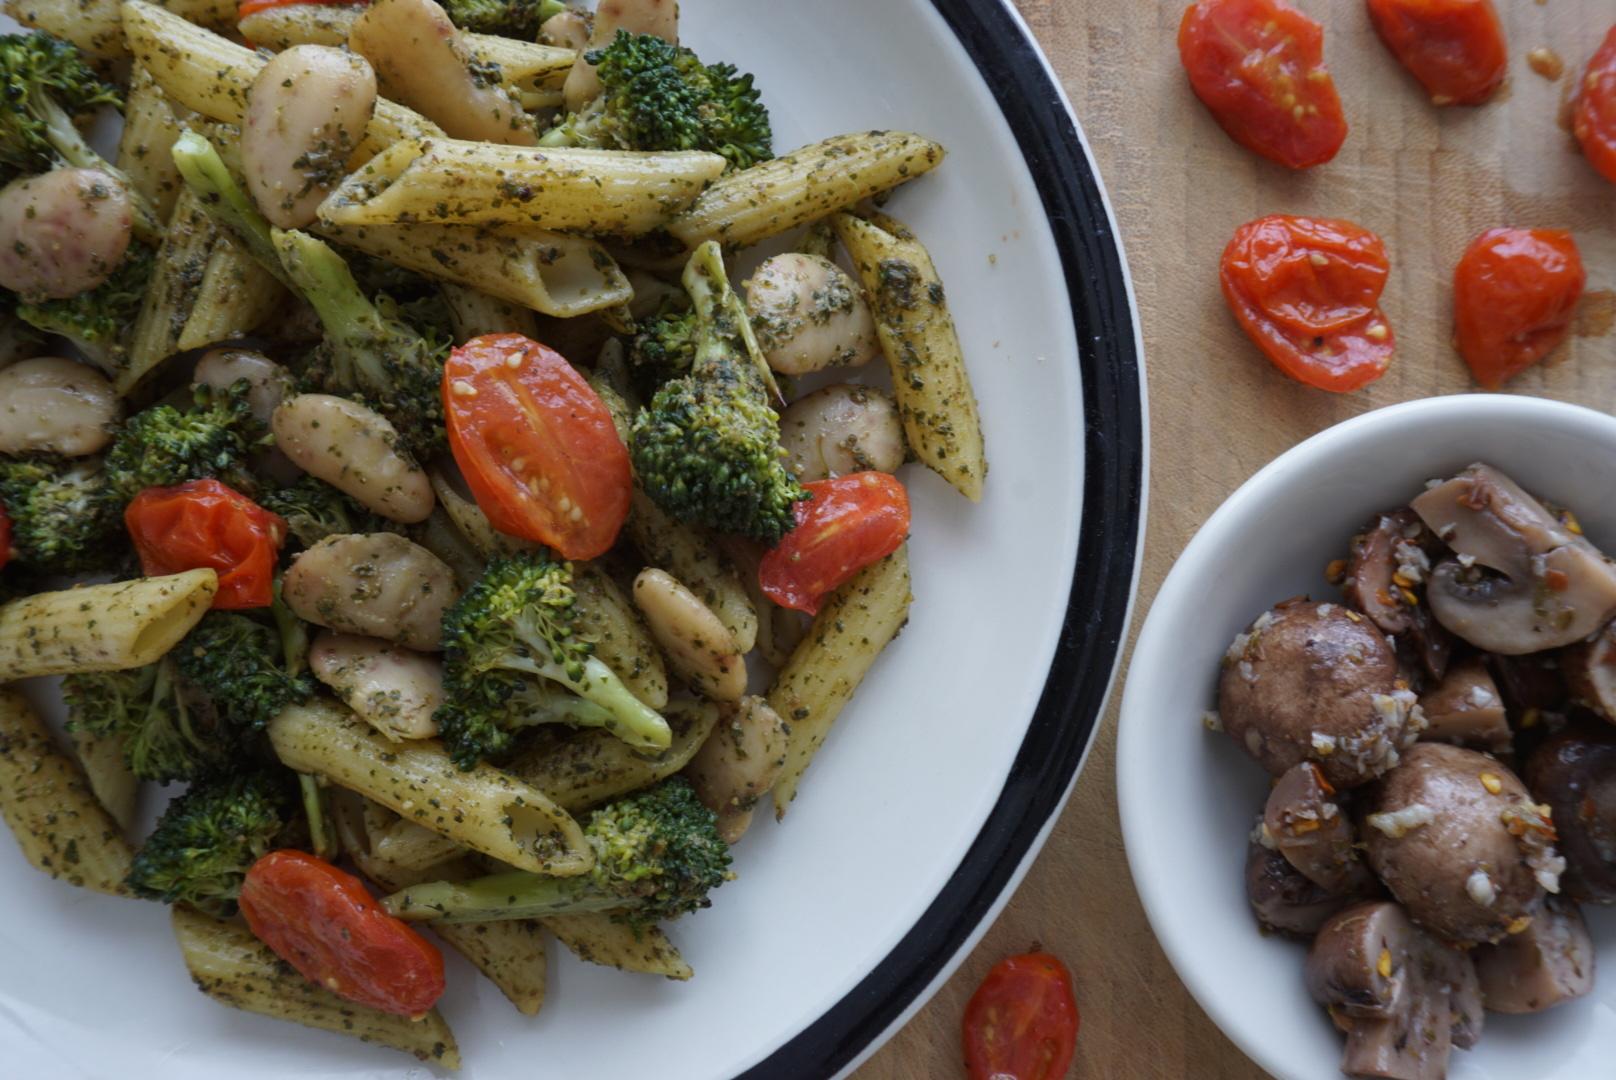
[
  {"xmin": 962, "ymin": 952, "xmax": 1081, "ymax": 1080},
  {"xmin": 1574, "ymin": 26, "xmax": 1616, "ymax": 185},
  {"xmin": 1220, "ymin": 215, "xmax": 1395, "ymax": 392},
  {"xmin": 124, "ymin": 479, "xmax": 287, "ymax": 609},
  {"xmin": 240, "ymin": 850, "xmax": 446, "ymax": 1018},
  {"xmin": 1453, "ymin": 227, "xmax": 1585, "ymax": 389},
  {"xmin": 1178, "ymin": 0, "xmax": 1348, "ymax": 169},
  {"xmin": 759, "ymin": 472, "xmax": 909, "ymax": 615},
  {"xmin": 1366, "ymin": 0, "xmax": 1507, "ymax": 106},
  {"xmin": 443, "ymin": 333, "xmax": 632, "ymax": 561}
]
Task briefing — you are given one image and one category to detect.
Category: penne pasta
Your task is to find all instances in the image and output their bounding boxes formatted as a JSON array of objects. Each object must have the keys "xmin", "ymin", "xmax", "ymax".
[
  {"xmin": 172, "ymin": 907, "xmax": 462, "ymax": 1067},
  {"xmin": 177, "ymin": 234, "xmax": 289, "ymax": 352},
  {"xmin": 667, "ymin": 130, "xmax": 945, "ymax": 250},
  {"xmin": 572, "ymin": 564, "xmax": 670, "ymax": 712},
  {"xmin": 768, "ymin": 545, "xmax": 912, "ymax": 817},
  {"xmin": 120, "ymin": 186, "xmax": 220, "ymax": 394},
  {"xmin": 834, "ymin": 210, "xmax": 986, "ymax": 500},
  {"xmin": 370, "ymin": 816, "xmax": 465, "ymax": 876},
  {"xmin": 67, "ymin": 727, "xmax": 139, "ymax": 834},
  {"xmin": 0, "ymin": 570, "xmax": 218, "ymax": 681},
  {"xmin": 0, "ymin": 689, "xmax": 134, "ymax": 895},
  {"xmin": 267, "ymin": 700, "xmax": 593, "ymax": 877},
  {"xmin": 542, "ymin": 913, "xmax": 692, "ymax": 980},
  {"xmin": 317, "ymin": 219, "xmax": 632, "ymax": 318},
  {"xmin": 428, "ymin": 468, "xmax": 537, "ymax": 558},
  {"xmin": 441, "ymin": 282, "xmax": 540, "ymax": 341},
  {"xmin": 236, "ymin": 2, "xmax": 360, "ymax": 48},
  {"xmin": 118, "ymin": 65, "xmax": 188, "ymax": 223},
  {"xmin": 317, "ymin": 137, "xmax": 726, "ymax": 236},
  {"xmin": 6, "ymin": 0, "xmax": 229, "ymax": 62}
]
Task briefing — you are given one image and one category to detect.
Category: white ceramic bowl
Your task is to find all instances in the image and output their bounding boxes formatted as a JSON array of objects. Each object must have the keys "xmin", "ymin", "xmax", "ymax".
[{"xmin": 1120, "ymin": 394, "xmax": 1616, "ymax": 1080}]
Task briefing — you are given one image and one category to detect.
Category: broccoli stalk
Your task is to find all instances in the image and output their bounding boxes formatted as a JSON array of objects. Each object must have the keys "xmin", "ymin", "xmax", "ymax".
[
  {"xmin": 271, "ymin": 228, "xmax": 447, "ymax": 458},
  {"xmin": 126, "ymin": 770, "xmax": 295, "ymax": 914},
  {"xmin": 0, "ymin": 456, "xmax": 120, "ymax": 572},
  {"xmin": 298, "ymin": 773, "xmax": 338, "ymax": 861},
  {"xmin": 170, "ymin": 130, "xmax": 290, "ymax": 288},
  {"xmin": 441, "ymin": 0, "xmax": 567, "ymax": 36},
  {"xmin": 382, "ymin": 778, "xmax": 729, "ymax": 929},
  {"xmin": 14, "ymin": 241, "xmax": 155, "ymax": 376},
  {"xmin": 435, "ymin": 551, "xmax": 672, "ymax": 768},
  {"xmin": 540, "ymin": 31, "xmax": 773, "ymax": 172},
  {"xmin": 173, "ymin": 611, "xmax": 316, "ymax": 732},
  {"xmin": 629, "ymin": 241, "xmax": 807, "ymax": 543},
  {"xmin": 102, "ymin": 382, "xmax": 260, "ymax": 502},
  {"xmin": 64, "ymin": 658, "xmax": 244, "ymax": 783}
]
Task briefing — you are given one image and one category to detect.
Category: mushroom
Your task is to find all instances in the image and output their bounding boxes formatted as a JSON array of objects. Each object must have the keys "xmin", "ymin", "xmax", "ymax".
[
  {"xmin": 1488, "ymin": 651, "xmax": 1569, "ymax": 717},
  {"xmin": 1524, "ymin": 723, "xmax": 1616, "ymax": 903},
  {"xmin": 1411, "ymin": 464, "xmax": 1616, "ymax": 655},
  {"xmin": 1264, "ymin": 763, "xmax": 1375, "ymax": 894},
  {"xmin": 1343, "ymin": 509, "xmax": 1452, "ymax": 684},
  {"xmin": 1472, "ymin": 895, "xmax": 1595, "ymax": 1014},
  {"xmin": 1244, "ymin": 836, "xmax": 1357, "ymax": 938},
  {"xmin": 1417, "ymin": 657, "xmax": 1512, "ymax": 755},
  {"xmin": 1219, "ymin": 599, "xmax": 1424, "ymax": 789},
  {"xmin": 1306, "ymin": 901, "xmax": 1483, "ymax": 1080},
  {"xmin": 1562, "ymin": 622, "xmax": 1616, "ymax": 722},
  {"xmin": 1362, "ymin": 743, "xmax": 1558, "ymax": 945}
]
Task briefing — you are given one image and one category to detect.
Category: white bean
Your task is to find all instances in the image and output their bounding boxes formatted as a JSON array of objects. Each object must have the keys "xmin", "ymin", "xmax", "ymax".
[
  {"xmin": 778, "ymin": 383, "xmax": 905, "ymax": 483},
  {"xmin": 562, "ymin": 0, "xmax": 678, "ymax": 111},
  {"xmin": 685, "ymin": 695, "xmax": 788, "ymax": 843},
  {"xmin": 193, "ymin": 349, "xmax": 294, "ymax": 425},
  {"xmin": 540, "ymin": 8, "xmax": 591, "ymax": 50},
  {"xmin": 632, "ymin": 568, "xmax": 745, "ymax": 702},
  {"xmin": 0, "ymin": 357, "xmax": 119, "ymax": 457},
  {"xmin": 309, "ymin": 631, "xmax": 443, "ymax": 740},
  {"xmin": 272, "ymin": 394, "xmax": 434, "ymax": 523},
  {"xmin": 243, "ymin": 46, "xmax": 378, "ymax": 229},
  {"xmin": 745, "ymin": 253, "xmax": 880, "ymax": 375},
  {"xmin": 0, "ymin": 169, "xmax": 132, "ymax": 301},
  {"xmin": 351, "ymin": 0, "xmax": 536, "ymax": 145},
  {"xmin": 284, "ymin": 533, "xmax": 460, "ymax": 650}
]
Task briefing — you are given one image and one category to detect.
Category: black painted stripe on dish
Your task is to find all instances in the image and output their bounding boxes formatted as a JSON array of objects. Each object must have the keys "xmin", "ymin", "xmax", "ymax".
[{"xmin": 739, "ymin": 3, "xmax": 1145, "ymax": 1078}]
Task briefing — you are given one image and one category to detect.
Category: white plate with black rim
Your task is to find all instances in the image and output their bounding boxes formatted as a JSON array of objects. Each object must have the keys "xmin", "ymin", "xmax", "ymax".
[{"xmin": 0, "ymin": 1, "xmax": 1145, "ymax": 1077}]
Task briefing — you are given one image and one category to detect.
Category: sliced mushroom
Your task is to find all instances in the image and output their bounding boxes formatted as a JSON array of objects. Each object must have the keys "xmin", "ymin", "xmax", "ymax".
[
  {"xmin": 1245, "ymin": 837, "xmax": 1356, "ymax": 938},
  {"xmin": 1418, "ymin": 657, "xmax": 1512, "ymax": 755},
  {"xmin": 1362, "ymin": 743, "xmax": 1554, "ymax": 945},
  {"xmin": 1219, "ymin": 599, "xmax": 1423, "ymax": 789},
  {"xmin": 309, "ymin": 632, "xmax": 443, "ymax": 740},
  {"xmin": 1306, "ymin": 901, "xmax": 1481, "ymax": 1080},
  {"xmin": 1562, "ymin": 622, "xmax": 1616, "ymax": 722},
  {"xmin": 1524, "ymin": 723, "xmax": 1616, "ymax": 903},
  {"xmin": 1412, "ymin": 464, "xmax": 1616, "ymax": 654},
  {"xmin": 1472, "ymin": 895, "xmax": 1595, "ymax": 1014},
  {"xmin": 1345, "ymin": 510, "xmax": 1431, "ymax": 637},
  {"xmin": 283, "ymin": 533, "xmax": 460, "ymax": 650},
  {"xmin": 1264, "ymin": 763, "xmax": 1375, "ymax": 894}
]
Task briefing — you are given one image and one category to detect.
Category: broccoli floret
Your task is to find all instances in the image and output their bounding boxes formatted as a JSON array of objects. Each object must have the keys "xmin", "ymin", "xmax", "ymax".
[
  {"xmin": 173, "ymin": 611, "xmax": 315, "ymax": 732},
  {"xmin": 272, "ymin": 228, "xmax": 447, "ymax": 458},
  {"xmin": 435, "ymin": 550, "xmax": 672, "ymax": 768},
  {"xmin": 126, "ymin": 770, "xmax": 295, "ymax": 915},
  {"xmin": 260, "ymin": 475, "xmax": 391, "ymax": 548},
  {"xmin": 14, "ymin": 241, "xmax": 154, "ymax": 376},
  {"xmin": 102, "ymin": 382, "xmax": 259, "ymax": 502},
  {"xmin": 0, "ymin": 456, "xmax": 119, "ymax": 572},
  {"xmin": 441, "ymin": 0, "xmax": 566, "ymax": 37},
  {"xmin": 541, "ymin": 31, "xmax": 773, "ymax": 172},
  {"xmin": 0, "ymin": 289, "xmax": 44, "ymax": 365},
  {"xmin": 628, "ymin": 304, "xmax": 695, "ymax": 390},
  {"xmin": 630, "ymin": 241, "xmax": 807, "ymax": 543},
  {"xmin": 383, "ymin": 777, "xmax": 730, "ymax": 928},
  {"xmin": 64, "ymin": 659, "xmax": 246, "ymax": 783}
]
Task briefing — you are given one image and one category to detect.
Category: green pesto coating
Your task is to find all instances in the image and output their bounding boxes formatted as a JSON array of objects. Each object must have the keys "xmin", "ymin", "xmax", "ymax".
[
  {"xmin": 15, "ymin": 242, "xmax": 155, "ymax": 376},
  {"xmin": 0, "ymin": 456, "xmax": 120, "ymax": 572},
  {"xmin": 260, "ymin": 474, "xmax": 392, "ymax": 549},
  {"xmin": 64, "ymin": 658, "xmax": 247, "ymax": 783},
  {"xmin": 102, "ymin": 381, "xmax": 260, "ymax": 501},
  {"xmin": 173, "ymin": 611, "xmax": 315, "ymax": 732}
]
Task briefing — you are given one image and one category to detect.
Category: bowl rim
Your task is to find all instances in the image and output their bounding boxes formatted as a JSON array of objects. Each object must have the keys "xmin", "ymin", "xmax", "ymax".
[
  {"xmin": 741, "ymin": 1, "xmax": 1148, "ymax": 1076},
  {"xmin": 1116, "ymin": 392, "xmax": 1616, "ymax": 1080}
]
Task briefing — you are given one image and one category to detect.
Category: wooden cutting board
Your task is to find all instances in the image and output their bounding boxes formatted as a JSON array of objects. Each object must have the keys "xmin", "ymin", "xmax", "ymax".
[{"xmin": 859, "ymin": 1, "xmax": 1616, "ymax": 1077}]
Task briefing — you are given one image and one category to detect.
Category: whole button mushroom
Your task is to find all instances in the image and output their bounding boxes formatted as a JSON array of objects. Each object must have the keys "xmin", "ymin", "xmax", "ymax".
[
  {"xmin": 283, "ymin": 533, "xmax": 460, "ymax": 651},
  {"xmin": 1244, "ymin": 835, "xmax": 1358, "ymax": 938},
  {"xmin": 1562, "ymin": 621, "xmax": 1616, "ymax": 722},
  {"xmin": 1524, "ymin": 723, "xmax": 1616, "ymax": 903},
  {"xmin": 1342, "ymin": 508, "xmax": 1452, "ymax": 683},
  {"xmin": 1472, "ymin": 895, "xmax": 1595, "ymax": 1014},
  {"xmin": 1412, "ymin": 463, "xmax": 1616, "ymax": 655},
  {"xmin": 1362, "ymin": 743, "xmax": 1560, "ymax": 945},
  {"xmin": 1263, "ymin": 763, "xmax": 1375, "ymax": 895},
  {"xmin": 1417, "ymin": 657, "xmax": 1512, "ymax": 755},
  {"xmin": 1219, "ymin": 599, "xmax": 1422, "ymax": 789},
  {"xmin": 0, "ymin": 357, "xmax": 119, "ymax": 457},
  {"xmin": 0, "ymin": 168, "xmax": 133, "ymax": 301},
  {"xmin": 745, "ymin": 254, "xmax": 881, "ymax": 375}
]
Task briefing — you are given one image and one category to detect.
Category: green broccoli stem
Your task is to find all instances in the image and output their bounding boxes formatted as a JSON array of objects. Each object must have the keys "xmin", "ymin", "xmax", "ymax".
[
  {"xmin": 271, "ymin": 578, "xmax": 308, "ymax": 678},
  {"xmin": 537, "ymin": 123, "xmax": 578, "ymax": 149},
  {"xmin": 172, "ymin": 131, "xmax": 291, "ymax": 288},
  {"xmin": 298, "ymin": 774, "xmax": 337, "ymax": 861},
  {"xmin": 510, "ymin": 653, "xmax": 671, "ymax": 750},
  {"xmin": 272, "ymin": 228, "xmax": 394, "ymax": 353},
  {"xmin": 383, "ymin": 870, "xmax": 625, "ymax": 924},
  {"xmin": 538, "ymin": 0, "xmax": 568, "ymax": 23},
  {"xmin": 685, "ymin": 240, "xmax": 783, "ymax": 403},
  {"xmin": 38, "ymin": 96, "xmax": 160, "ymax": 244}
]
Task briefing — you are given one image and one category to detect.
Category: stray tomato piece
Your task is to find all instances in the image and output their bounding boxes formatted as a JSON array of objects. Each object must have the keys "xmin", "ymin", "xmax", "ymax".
[
  {"xmin": 1453, "ymin": 228, "xmax": 1585, "ymax": 389},
  {"xmin": 759, "ymin": 472, "xmax": 909, "ymax": 615},
  {"xmin": 1220, "ymin": 215, "xmax": 1395, "ymax": 392},
  {"xmin": 963, "ymin": 952, "xmax": 1081, "ymax": 1080},
  {"xmin": 124, "ymin": 479, "xmax": 287, "ymax": 609},
  {"xmin": 1574, "ymin": 26, "xmax": 1616, "ymax": 184},
  {"xmin": 240, "ymin": 850, "xmax": 446, "ymax": 1018},
  {"xmin": 1178, "ymin": 0, "xmax": 1348, "ymax": 169},
  {"xmin": 443, "ymin": 334, "xmax": 632, "ymax": 561},
  {"xmin": 1366, "ymin": 0, "xmax": 1507, "ymax": 106}
]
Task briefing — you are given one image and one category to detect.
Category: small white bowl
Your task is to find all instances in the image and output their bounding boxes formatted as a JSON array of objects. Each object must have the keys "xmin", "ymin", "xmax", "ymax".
[{"xmin": 1119, "ymin": 394, "xmax": 1616, "ymax": 1080}]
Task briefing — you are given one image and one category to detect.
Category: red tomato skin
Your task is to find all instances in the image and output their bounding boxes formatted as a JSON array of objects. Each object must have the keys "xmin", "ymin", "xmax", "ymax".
[
  {"xmin": 759, "ymin": 473, "xmax": 909, "ymax": 615},
  {"xmin": 962, "ymin": 952, "xmax": 1081, "ymax": 1080},
  {"xmin": 1178, "ymin": 0, "xmax": 1349, "ymax": 169},
  {"xmin": 0, "ymin": 503, "xmax": 11, "ymax": 572},
  {"xmin": 124, "ymin": 479, "xmax": 286, "ymax": 609},
  {"xmin": 443, "ymin": 334, "xmax": 631, "ymax": 561},
  {"xmin": 240, "ymin": 850, "xmax": 446, "ymax": 1018},
  {"xmin": 1453, "ymin": 228, "xmax": 1585, "ymax": 389},
  {"xmin": 1366, "ymin": 0, "xmax": 1507, "ymax": 106},
  {"xmin": 1220, "ymin": 215, "xmax": 1395, "ymax": 393},
  {"xmin": 1575, "ymin": 26, "xmax": 1616, "ymax": 185}
]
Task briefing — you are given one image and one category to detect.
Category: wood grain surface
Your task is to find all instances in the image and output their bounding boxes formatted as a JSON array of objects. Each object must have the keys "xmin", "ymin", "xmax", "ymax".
[{"xmin": 857, "ymin": 1, "xmax": 1616, "ymax": 1077}]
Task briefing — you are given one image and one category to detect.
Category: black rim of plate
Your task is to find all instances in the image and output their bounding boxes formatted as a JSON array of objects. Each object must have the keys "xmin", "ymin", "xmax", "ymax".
[{"xmin": 739, "ymin": 1, "xmax": 1144, "ymax": 1078}]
